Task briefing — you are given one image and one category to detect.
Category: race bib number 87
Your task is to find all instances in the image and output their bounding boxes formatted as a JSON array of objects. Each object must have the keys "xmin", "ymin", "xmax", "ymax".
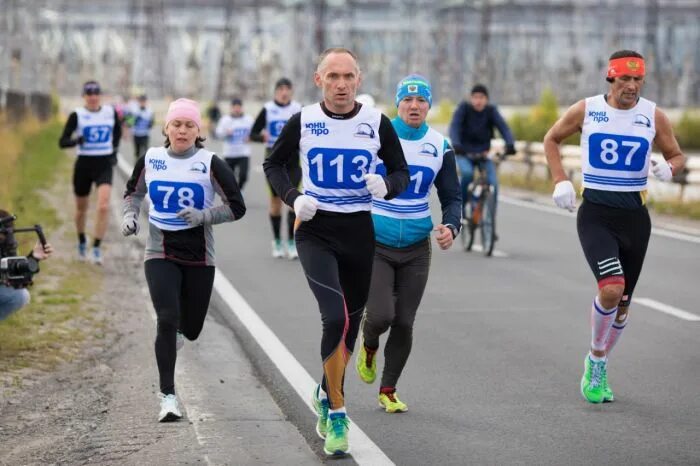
[
  {"xmin": 308, "ymin": 148, "xmax": 372, "ymax": 189},
  {"xmin": 149, "ymin": 181, "xmax": 205, "ymax": 213},
  {"xmin": 589, "ymin": 133, "xmax": 649, "ymax": 171}
]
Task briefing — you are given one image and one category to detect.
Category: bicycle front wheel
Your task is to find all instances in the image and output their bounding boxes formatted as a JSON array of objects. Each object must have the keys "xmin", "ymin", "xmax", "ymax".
[
  {"xmin": 461, "ymin": 203, "xmax": 475, "ymax": 252},
  {"xmin": 480, "ymin": 190, "xmax": 496, "ymax": 257}
]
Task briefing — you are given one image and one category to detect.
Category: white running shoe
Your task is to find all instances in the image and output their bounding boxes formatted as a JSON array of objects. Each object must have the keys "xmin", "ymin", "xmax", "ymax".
[
  {"xmin": 158, "ymin": 393, "xmax": 182, "ymax": 422},
  {"xmin": 287, "ymin": 240, "xmax": 298, "ymax": 260},
  {"xmin": 271, "ymin": 240, "xmax": 284, "ymax": 259},
  {"xmin": 92, "ymin": 247, "xmax": 103, "ymax": 266},
  {"xmin": 77, "ymin": 242, "xmax": 88, "ymax": 262},
  {"xmin": 176, "ymin": 331, "xmax": 185, "ymax": 351}
]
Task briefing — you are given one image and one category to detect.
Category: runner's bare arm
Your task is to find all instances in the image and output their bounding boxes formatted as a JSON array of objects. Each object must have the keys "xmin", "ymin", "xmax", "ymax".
[
  {"xmin": 653, "ymin": 108, "xmax": 686, "ymax": 175},
  {"xmin": 544, "ymin": 100, "xmax": 585, "ymax": 183}
]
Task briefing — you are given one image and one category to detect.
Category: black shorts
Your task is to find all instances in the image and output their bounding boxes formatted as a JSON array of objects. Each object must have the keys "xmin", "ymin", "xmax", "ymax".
[
  {"xmin": 576, "ymin": 199, "xmax": 651, "ymax": 307},
  {"xmin": 264, "ymin": 147, "xmax": 301, "ymax": 197},
  {"xmin": 73, "ymin": 155, "xmax": 114, "ymax": 196}
]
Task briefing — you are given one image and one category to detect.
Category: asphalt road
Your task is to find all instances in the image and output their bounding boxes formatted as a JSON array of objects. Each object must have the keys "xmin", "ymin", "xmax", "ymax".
[{"xmin": 205, "ymin": 140, "xmax": 700, "ymax": 466}]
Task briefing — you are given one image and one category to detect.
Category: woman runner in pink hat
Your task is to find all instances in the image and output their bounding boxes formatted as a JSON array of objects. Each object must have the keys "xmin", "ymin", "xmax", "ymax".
[{"xmin": 122, "ymin": 98, "xmax": 246, "ymax": 422}]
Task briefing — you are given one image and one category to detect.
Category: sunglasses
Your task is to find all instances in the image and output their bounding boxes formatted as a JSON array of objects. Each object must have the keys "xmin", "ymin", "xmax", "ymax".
[{"xmin": 84, "ymin": 89, "xmax": 100, "ymax": 96}]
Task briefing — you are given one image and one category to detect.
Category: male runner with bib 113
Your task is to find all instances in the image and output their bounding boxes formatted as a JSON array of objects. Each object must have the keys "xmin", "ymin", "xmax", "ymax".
[
  {"xmin": 356, "ymin": 74, "xmax": 461, "ymax": 413},
  {"xmin": 59, "ymin": 81, "xmax": 122, "ymax": 264},
  {"xmin": 264, "ymin": 48, "xmax": 409, "ymax": 456},
  {"xmin": 544, "ymin": 50, "xmax": 686, "ymax": 404},
  {"xmin": 251, "ymin": 78, "xmax": 303, "ymax": 259},
  {"xmin": 122, "ymin": 98, "xmax": 246, "ymax": 422}
]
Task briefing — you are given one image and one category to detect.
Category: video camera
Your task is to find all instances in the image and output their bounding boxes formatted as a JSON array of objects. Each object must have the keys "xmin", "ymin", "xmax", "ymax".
[{"xmin": 0, "ymin": 214, "xmax": 47, "ymax": 288}]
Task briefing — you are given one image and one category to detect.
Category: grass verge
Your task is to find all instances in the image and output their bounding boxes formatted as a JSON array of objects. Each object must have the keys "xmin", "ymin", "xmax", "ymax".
[{"xmin": 0, "ymin": 118, "xmax": 106, "ymax": 379}]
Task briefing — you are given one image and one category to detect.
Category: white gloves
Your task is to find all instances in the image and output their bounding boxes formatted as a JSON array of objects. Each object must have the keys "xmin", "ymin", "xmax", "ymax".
[
  {"xmin": 176, "ymin": 207, "xmax": 206, "ymax": 227},
  {"xmin": 293, "ymin": 195, "xmax": 319, "ymax": 222},
  {"xmin": 552, "ymin": 180, "xmax": 577, "ymax": 212},
  {"xmin": 121, "ymin": 212, "xmax": 140, "ymax": 236},
  {"xmin": 651, "ymin": 158, "xmax": 673, "ymax": 182},
  {"xmin": 364, "ymin": 174, "xmax": 388, "ymax": 198}
]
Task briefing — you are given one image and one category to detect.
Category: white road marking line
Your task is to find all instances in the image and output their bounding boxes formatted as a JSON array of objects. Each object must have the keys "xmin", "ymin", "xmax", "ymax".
[
  {"xmin": 115, "ymin": 155, "xmax": 393, "ymax": 464},
  {"xmin": 500, "ymin": 195, "xmax": 576, "ymax": 218},
  {"xmin": 469, "ymin": 244, "xmax": 509, "ymax": 258},
  {"xmin": 213, "ymin": 273, "xmax": 395, "ymax": 466},
  {"xmin": 500, "ymin": 195, "xmax": 700, "ymax": 245},
  {"xmin": 635, "ymin": 297, "xmax": 700, "ymax": 322},
  {"xmin": 649, "ymin": 227, "xmax": 700, "ymax": 245}
]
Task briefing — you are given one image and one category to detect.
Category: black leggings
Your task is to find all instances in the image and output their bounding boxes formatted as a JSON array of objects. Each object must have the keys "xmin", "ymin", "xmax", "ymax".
[
  {"xmin": 363, "ymin": 239, "xmax": 431, "ymax": 389},
  {"xmin": 577, "ymin": 200, "xmax": 651, "ymax": 307},
  {"xmin": 295, "ymin": 211, "xmax": 375, "ymax": 409},
  {"xmin": 225, "ymin": 157, "xmax": 250, "ymax": 191},
  {"xmin": 134, "ymin": 135, "xmax": 149, "ymax": 159},
  {"xmin": 144, "ymin": 259, "xmax": 216, "ymax": 395}
]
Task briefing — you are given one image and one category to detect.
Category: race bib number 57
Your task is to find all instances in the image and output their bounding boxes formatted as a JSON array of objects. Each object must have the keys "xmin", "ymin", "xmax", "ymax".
[
  {"xmin": 588, "ymin": 133, "xmax": 649, "ymax": 171},
  {"xmin": 82, "ymin": 125, "xmax": 112, "ymax": 143}
]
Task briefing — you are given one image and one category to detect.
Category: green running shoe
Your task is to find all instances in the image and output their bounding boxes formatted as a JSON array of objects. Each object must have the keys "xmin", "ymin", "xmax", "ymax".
[
  {"xmin": 311, "ymin": 385, "xmax": 329, "ymax": 439},
  {"xmin": 601, "ymin": 364, "xmax": 615, "ymax": 403},
  {"xmin": 324, "ymin": 412, "xmax": 350, "ymax": 456},
  {"xmin": 378, "ymin": 391, "xmax": 408, "ymax": 413},
  {"xmin": 581, "ymin": 355, "xmax": 606, "ymax": 404},
  {"xmin": 355, "ymin": 343, "xmax": 376, "ymax": 384}
]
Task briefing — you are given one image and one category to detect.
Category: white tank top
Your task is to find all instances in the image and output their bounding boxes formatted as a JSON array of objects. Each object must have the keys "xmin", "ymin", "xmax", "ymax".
[
  {"xmin": 299, "ymin": 103, "xmax": 382, "ymax": 213},
  {"xmin": 145, "ymin": 147, "xmax": 215, "ymax": 231},
  {"xmin": 581, "ymin": 95, "xmax": 656, "ymax": 192},
  {"xmin": 220, "ymin": 114, "xmax": 254, "ymax": 157},
  {"xmin": 264, "ymin": 100, "xmax": 302, "ymax": 148},
  {"xmin": 372, "ymin": 128, "xmax": 445, "ymax": 219},
  {"xmin": 75, "ymin": 105, "xmax": 115, "ymax": 156},
  {"xmin": 132, "ymin": 107, "xmax": 154, "ymax": 137}
]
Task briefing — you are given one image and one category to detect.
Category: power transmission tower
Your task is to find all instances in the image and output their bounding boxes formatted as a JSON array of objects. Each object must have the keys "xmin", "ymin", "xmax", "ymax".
[{"xmin": 132, "ymin": 0, "xmax": 168, "ymax": 98}]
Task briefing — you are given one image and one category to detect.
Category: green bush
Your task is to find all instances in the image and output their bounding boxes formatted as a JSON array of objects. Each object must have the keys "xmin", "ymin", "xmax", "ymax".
[
  {"xmin": 428, "ymin": 99, "xmax": 456, "ymax": 125},
  {"xmin": 674, "ymin": 110, "xmax": 700, "ymax": 151},
  {"xmin": 508, "ymin": 89, "xmax": 580, "ymax": 145}
]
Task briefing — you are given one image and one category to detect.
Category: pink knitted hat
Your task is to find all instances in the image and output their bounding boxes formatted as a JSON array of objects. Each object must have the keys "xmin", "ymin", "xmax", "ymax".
[{"xmin": 165, "ymin": 98, "xmax": 202, "ymax": 128}]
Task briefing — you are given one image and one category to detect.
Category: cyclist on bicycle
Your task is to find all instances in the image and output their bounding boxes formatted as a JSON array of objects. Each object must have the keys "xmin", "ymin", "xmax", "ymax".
[{"xmin": 448, "ymin": 84, "xmax": 516, "ymax": 215}]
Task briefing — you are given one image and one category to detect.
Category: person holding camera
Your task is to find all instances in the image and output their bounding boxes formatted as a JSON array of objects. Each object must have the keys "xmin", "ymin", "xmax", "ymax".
[
  {"xmin": 59, "ymin": 80, "xmax": 122, "ymax": 265},
  {"xmin": 122, "ymin": 98, "xmax": 246, "ymax": 422},
  {"xmin": 0, "ymin": 210, "xmax": 54, "ymax": 322}
]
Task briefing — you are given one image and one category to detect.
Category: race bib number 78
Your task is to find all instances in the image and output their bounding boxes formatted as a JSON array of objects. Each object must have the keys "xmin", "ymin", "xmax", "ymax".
[
  {"xmin": 149, "ymin": 181, "xmax": 205, "ymax": 213},
  {"xmin": 588, "ymin": 133, "xmax": 649, "ymax": 171}
]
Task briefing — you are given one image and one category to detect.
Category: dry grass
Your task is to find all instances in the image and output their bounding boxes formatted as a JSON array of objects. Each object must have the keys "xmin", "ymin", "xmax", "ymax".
[{"xmin": 0, "ymin": 116, "xmax": 107, "ymax": 379}]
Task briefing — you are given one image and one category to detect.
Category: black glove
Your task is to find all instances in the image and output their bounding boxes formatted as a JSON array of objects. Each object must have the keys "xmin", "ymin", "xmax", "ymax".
[{"xmin": 505, "ymin": 144, "xmax": 516, "ymax": 156}]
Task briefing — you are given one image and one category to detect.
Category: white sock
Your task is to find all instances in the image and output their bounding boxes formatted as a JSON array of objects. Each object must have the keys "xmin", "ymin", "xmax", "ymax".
[
  {"xmin": 588, "ymin": 351, "xmax": 606, "ymax": 363},
  {"xmin": 591, "ymin": 296, "xmax": 616, "ymax": 353},
  {"xmin": 604, "ymin": 317, "xmax": 628, "ymax": 356},
  {"xmin": 317, "ymin": 385, "xmax": 328, "ymax": 400},
  {"xmin": 329, "ymin": 406, "xmax": 347, "ymax": 415}
]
